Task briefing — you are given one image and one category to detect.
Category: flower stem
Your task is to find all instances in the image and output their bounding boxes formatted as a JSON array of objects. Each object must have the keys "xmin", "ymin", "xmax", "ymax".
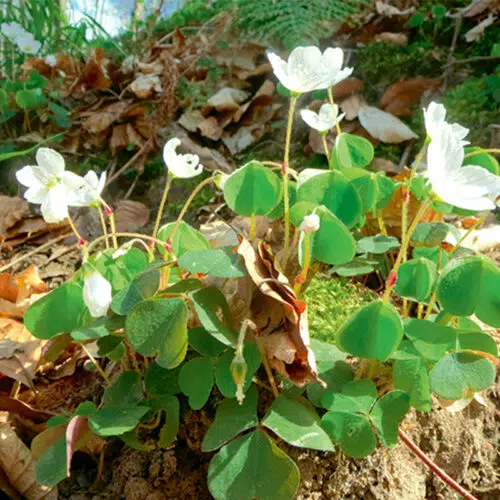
[
  {"xmin": 168, "ymin": 176, "xmax": 215, "ymax": 244},
  {"xmin": 398, "ymin": 429, "xmax": 478, "ymax": 500},
  {"xmin": 424, "ymin": 247, "xmax": 444, "ymax": 319},
  {"xmin": 108, "ymin": 211, "xmax": 118, "ymax": 249},
  {"xmin": 382, "ymin": 199, "xmax": 432, "ymax": 303},
  {"xmin": 249, "ymin": 214, "xmax": 256, "ymax": 239},
  {"xmin": 321, "ymin": 134, "xmax": 332, "ymax": 169},
  {"xmin": 464, "ymin": 148, "xmax": 500, "ymax": 158},
  {"xmin": 377, "ymin": 211, "xmax": 388, "ymax": 236},
  {"xmin": 97, "ymin": 206, "xmax": 109, "ymax": 249},
  {"xmin": 448, "ymin": 211, "xmax": 489, "ymax": 258},
  {"xmin": 152, "ymin": 174, "xmax": 173, "ymax": 239},
  {"xmin": 81, "ymin": 343, "xmax": 111, "ymax": 386},
  {"xmin": 86, "ymin": 232, "xmax": 173, "ymax": 255},
  {"xmin": 327, "ymin": 88, "xmax": 342, "ymax": 136},
  {"xmin": 283, "ymin": 95, "xmax": 298, "ymax": 253},
  {"xmin": 67, "ymin": 215, "xmax": 86, "ymax": 252},
  {"xmin": 293, "ymin": 233, "xmax": 311, "ymax": 295}
]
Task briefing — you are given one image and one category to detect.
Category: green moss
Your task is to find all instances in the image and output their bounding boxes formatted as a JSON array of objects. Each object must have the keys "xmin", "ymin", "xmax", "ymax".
[{"xmin": 304, "ymin": 275, "xmax": 375, "ymax": 344}]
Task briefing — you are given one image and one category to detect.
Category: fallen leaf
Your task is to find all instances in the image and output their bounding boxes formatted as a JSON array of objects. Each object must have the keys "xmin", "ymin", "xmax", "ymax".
[
  {"xmin": 0, "ymin": 318, "xmax": 44, "ymax": 387},
  {"xmin": 130, "ymin": 74, "xmax": 163, "ymax": 99},
  {"xmin": 82, "ymin": 100, "xmax": 132, "ymax": 134},
  {"xmin": 376, "ymin": 1, "xmax": 415, "ymax": 16},
  {"xmin": 66, "ymin": 416, "xmax": 89, "ymax": 476},
  {"xmin": 359, "ymin": 105, "xmax": 418, "ymax": 143},
  {"xmin": 200, "ymin": 220, "xmax": 239, "ymax": 248},
  {"xmin": 222, "ymin": 124, "xmax": 263, "ymax": 155},
  {"xmin": 110, "ymin": 123, "xmax": 144, "ymax": 155},
  {"xmin": 339, "ymin": 94, "xmax": 363, "ymax": 120},
  {"xmin": 465, "ymin": 15, "xmax": 497, "ymax": 41},
  {"xmin": 0, "ymin": 423, "xmax": 57, "ymax": 499},
  {"xmin": 198, "ymin": 116, "xmax": 223, "ymax": 141},
  {"xmin": 0, "ymin": 396, "xmax": 53, "ymax": 423},
  {"xmin": 374, "ymin": 32, "xmax": 408, "ymax": 45},
  {"xmin": 380, "ymin": 77, "xmax": 442, "ymax": 117},
  {"xmin": 331, "ymin": 78, "xmax": 364, "ymax": 100},
  {"xmin": 206, "ymin": 88, "xmax": 249, "ymax": 112},
  {"xmin": 372, "ymin": 157, "xmax": 401, "ymax": 174},
  {"xmin": 237, "ymin": 240, "xmax": 317, "ymax": 385},
  {"xmin": 0, "ymin": 197, "xmax": 29, "ymax": 239},
  {"xmin": 460, "ymin": 0, "xmax": 495, "ymax": 17},
  {"xmin": 114, "ymin": 201, "xmax": 150, "ymax": 232}
]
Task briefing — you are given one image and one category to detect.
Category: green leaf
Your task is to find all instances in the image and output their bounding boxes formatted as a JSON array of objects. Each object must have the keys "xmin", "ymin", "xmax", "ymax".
[
  {"xmin": 202, "ymin": 385, "xmax": 259, "ymax": 452},
  {"xmin": 157, "ymin": 221, "xmax": 210, "ymax": 257},
  {"xmin": 429, "ymin": 351, "xmax": 496, "ymax": 400},
  {"xmin": 321, "ymin": 379, "xmax": 377, "ymax": 414},
  {"xmin": 296, "ymin": 171, "xmax": 363, "ymax": 228},
  {"xmin": 144, "ymin": 363, "xmax": 181, "ymax": 396},
  {"xmin": 330, "ymin": 257, "xmax": 378, "ymax": 277},
  {"xmin": 394, "ymin": 258, "xmax": 436, "ymax": 302},
  {"xmin": 409, "ymin": 12, "xmax": 425, "ymax": 27},
  {"xmin": 267, "ymin": 181, "xmax": 297, "ymax": 219},
  {"xmin": 15, "ymin": 88, "xmax": 47, "ymax": 109},
  {"xmin": 179, "ymin": 357, "xmax": 214, "ymax": 409},
  {"xmin": 191, "ymin": 287, "xmax": 237, "ymax": 346},
  {"xmin": 404, "ymin": 319, "xmax": 456, "ymax": 363},
  {"xmin": 162, "ymin": 278, "xmax": 203, "ymax": 294},
  {"xmin": 410, "ymin": 222, "xmax": 461, "ymax": 246},
  {"xmin": 103, "ymin": 371, "xmax": 143, "ymax": 407},
  {"xmin": 97, "ymin": 335, "xmax": 124, "ymax": 361},
  {"xmin": 337, "ymin": 301, "xmax": 403, "ymax": 361},
  {"xmin": 321, "ymin": 412, "xmax": 376, "ymax": 458},
  {"xmin": 71, "ymin": 321, "xmax": 109, "ymax": 341},
  {"xmin": 111, "ymin": 268, "xmax": 160, "ymax": 315},
  {"xmin": 413, "ymin": 247, "xmax": 449, "ymax": 268},
  {"xmin": 431, "ymin": 4, "xmax": 446, "ymax": 19},
  {"xmin": 463, "ymin": 147, "xmax": 500, "ymax": 176},
  {"xmin": 120, "ymin": 430, "xmax": 155, "ymax": 451},
  {"xmin": 437, "ymin": 256, "xmax": 500, "ymax": 327},
  {"xmin": 141, "ymin": 395, "xmax": 180, "ymax": 448},
  {"xmin": 335, "ymin": 133, "xmax": 374, "ymax": 169},
  {"xmin": 370, "ymin": 391, "xmax": 409, "ymax": 447},
  {"xmin": 223, "ymin": 161, "xmax": 283, "ymax": 216},
  {"xmin": 393, "ymin": 357, "xmax": 432, "ymax": 412},
  {"xmin": 89, "ymin": 406, "xmax": 150, "ymax": 437},
  {"xmin": 357, "ymin": 235, "xmax": 400, "ymax": 254},
  {"xmin": 208, "ymin": 429, "xmax": 300, "ymax": 500},
  {"xmin": 35, "ymin": 436, "xmax": 67, "ymax": 486},
  {"xmin": 458, "ymin": 331, "xmax": 498, "ymax": 357},
  {"xmin": 215, "ymin": 344, "xmax": 261, "ymax": 398},
  {"xmin": 374, "ymin": 173, "xmax": 398, "ymax": 210},
  {"xmin": 342, "ymin": 168, "xmax": 378, "ymax": 213},
  {"xmin": 189, "ymin": 327, "xmax": 226, "ymax": 357},
  {"xmin": 126, "ymin": 298, "xmax": 188, "ymax": 369},
  {"xmin": 0, "ymin": 89, "xmax": 9, "ymax": 108},
  {"xmin": 25, "ymin": 283, "xmax": 87, "ymax": 339},
  {"xmin": 262, "ymin": 395, "xmax": 335, "ymax": 451},
  {"xmin": 307, "ymin": 206, "xmax": 357, "ymax": 265},
  {"xmin": 178, "ymin": 247, "xmax": 246, "ymax": 278}
]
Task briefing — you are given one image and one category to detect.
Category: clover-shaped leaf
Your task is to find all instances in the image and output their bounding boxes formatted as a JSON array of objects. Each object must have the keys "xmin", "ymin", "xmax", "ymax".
[
  {"xmin": 208, "ymin": 429, "xmax": 300, "ymax": 500},
  {"xmin": 394, "ymin": 258, "xmax": 436, "ymax": 302},
  {"xmin": 262, "ymin": 395, "xmax": 335, "ymax": 452},
  {"xmin": 437, "ymin": 256, "xmax": 500, "ymax": 327},
  {"xmin": 336, "ymin": 300, "xmax": 403, "ymax": 361},
  {"xmin": 370, "ymin": 391, "xmax": 410, "ymax": 447},
  {"xmin": 202, "ymin": 385, "xmax": 259, "ymax": 452},
  {"xmin": 179, "ymin": 357, "xmax": 214, "ymax": 409},
  {"xmin": 157, "ymin": 221, "xmax": 210, "ymax": 257},
  {"xmin": 393, "ymin": 356, "xmax": 432, "ymax": 412},
  {"xmin": 178, "ymin": 247, "xmax": 246, "ymax": 278},
  {"xmin": 335, "ymin": 132, "xmax": 374, "ymax": 169},
  {"xmin": 410, "ymin": 222, "xmax": 461, "ymax": 246},
  {"xmin": 357, "ymin": 235, "xmax": 400, "ymax": 254}
]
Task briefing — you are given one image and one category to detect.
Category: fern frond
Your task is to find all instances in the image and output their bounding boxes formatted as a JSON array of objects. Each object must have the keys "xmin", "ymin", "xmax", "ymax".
[{"xmin": 236, "ymin": 0, "xmax": 369, "ymax": 49}]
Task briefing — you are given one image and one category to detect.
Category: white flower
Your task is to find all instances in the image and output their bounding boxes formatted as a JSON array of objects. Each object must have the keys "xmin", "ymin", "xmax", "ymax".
[
  {"xmin": 423, "ymin": 102, "xmax": 469, "ymax": 146},
  {"xmin": 267, "ymin": 46, "xmax": 353, "ymax": 94},
  {"xmin": 83, "ymin": 272, "xmax": 112, "ymax": 318},
  {"xmin": 16, "ymin": 148, "xmax": 86, "ymax": 223},
  {"xmin": 14, "ymin": 32, "xmax": 41, "ymax": 55},
  {"xmin": 299, "ymin": 213, "xmax": 320, "ymax": 233},
  {"xmin": 1, "ymin": 22, "xmax": 25, "ymax": 41},
  {"xmin": 45, "ymin": 54, "xmax": 57, "ymax": 67},
  {"xmin": 71, "ymin": 171, "xmax": 106, "ymax": 208},
  {"xmin": 163, "ymin": 138, "xmax": 203, "ymax": 178},
  {"xmin": 427, "ymin": 126, "xmax": 500, "ymax": 211},
  {"xmin": 300, "ymin": 103, "xmax": 344, "ymax": 133}
]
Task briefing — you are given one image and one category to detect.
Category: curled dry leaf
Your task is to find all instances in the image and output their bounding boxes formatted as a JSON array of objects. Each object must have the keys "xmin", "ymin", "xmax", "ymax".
[
  {"xmin": 339, "ymin": 94, "xmax": 363, "ymax": 120},
  {"xmin": 0, "ymin": 197, "xmax": 29, "ymax": 239},
  {"xmin": 114, "ymin": 201, "xmax": 150, "ymax": 232},
  {"xmin": 82, "ymin": 100, "xmax": 132, "ymax": 134},
  {"xmin": 0, "ymin": 423, "xmax": 57, "ymax": 499},
  {"xmin": 237, "ymin": 239, "xmax": 317, "ymax": 385},
  {"xmin": 374, "ymin": 32, "xmax": 408, "ymax": 45},
  {"xmin": 200, "ymin": 220, "xmax": 239, "ymax": 249},
  {"xmin": 129, "ymin": 74, "xmax": 163, "ymax": 99},
  {"xmin": 460, "ymin": 0, "xmax": 496, "ymax": 17},
  {"xmin": 380, "ymin": 77, "xmax": 442, "ymax": 117},
  {"xmin": 110, "ymin": 123, "xmax": 145, "ymax": 155},
  {"xmin": 206, "ymin": 88, "xmax": 250, "ymax": 112},
  {"xmin": 465, "ymin": 15, "xmax": 497, "ymax": 41},
  {"xmin": 331, "ymin": 78, "xmax": 364, "ymax": 100},
  {"xmin": 358, "ymin": 105, "xmax": 418, "ymax": 143},
  {"xmin": 375, "ymin": 1, "xmax": 415, "ymax": 16}
]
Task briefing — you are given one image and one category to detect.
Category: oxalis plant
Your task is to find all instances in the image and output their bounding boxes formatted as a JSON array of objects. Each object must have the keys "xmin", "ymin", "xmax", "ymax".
[{"xmin": 9, "ymin": 46, "xmax": 500, "ymax": 499}]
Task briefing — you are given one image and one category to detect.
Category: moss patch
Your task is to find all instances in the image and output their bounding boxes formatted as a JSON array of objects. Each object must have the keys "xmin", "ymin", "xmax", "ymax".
[{"xmin": 304, "ymin": 275, "xmax": 375, "ymax": 344}]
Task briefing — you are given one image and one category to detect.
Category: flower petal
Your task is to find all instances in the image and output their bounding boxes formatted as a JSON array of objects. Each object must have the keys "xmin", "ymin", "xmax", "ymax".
[
  {"xmin": 41, "ymin": 183, "xmax": 69, "ymax": 223},
  {"xmin": 266, "ymin": 51, "xmax": 293, "ymax": 90},
  {"xmin": 24, "ymin": 186, "xmax": 49, "ymax": 204},
  {"xmin": 36, "ymin": 147, "xmax": 65, "ymax": 175},
  {"xmin": 83, "ymin": 272, "xmax": 112, "ymax": 318},
  {"xmin": 15, "ymin": 165, "xmax": 45, "ymax": 188}
]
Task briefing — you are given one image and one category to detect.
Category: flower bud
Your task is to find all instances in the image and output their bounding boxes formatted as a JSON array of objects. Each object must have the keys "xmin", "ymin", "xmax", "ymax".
[
  {"xmin": 299, "ymin": 213, "xmax": 320, "ymax": 234},
  {"xmin": 230, "ymin": 351, "xmax": 248, "ymax": 405},
  {"xmin": 83, "ymin": 271, "xmax": 112, "ymax": 318}
]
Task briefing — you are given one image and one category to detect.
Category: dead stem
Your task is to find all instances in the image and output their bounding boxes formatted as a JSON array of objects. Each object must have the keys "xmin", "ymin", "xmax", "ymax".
[{"xmin": 256, "ymin": 339, "xmax": 279, "ymax": 397}]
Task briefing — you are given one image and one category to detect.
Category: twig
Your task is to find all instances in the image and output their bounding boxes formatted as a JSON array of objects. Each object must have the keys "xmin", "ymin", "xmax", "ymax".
[
  {"xmin": 106, "ymin": 140, "xmax": 152, "ymax": 185},
  {"xmin": 124, "ymin": 171, "xmax": 142, "ymax": 200},
  {"xmin": 399, "ymin": 429, "xmax": 478, "ymax": 500},
  {"xmin": 446, "ymin": 55, "xmax": 500, "ymax": 67},
  {"xmin": 443, "ymin": 16, "xmax": 462, "ymax": 83}
]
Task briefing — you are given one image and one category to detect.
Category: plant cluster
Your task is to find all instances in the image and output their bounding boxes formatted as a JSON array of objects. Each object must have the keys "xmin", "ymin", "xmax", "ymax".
[{"xmin": 10, "ymin": 44, "xmax": 500, "ymax": 499}]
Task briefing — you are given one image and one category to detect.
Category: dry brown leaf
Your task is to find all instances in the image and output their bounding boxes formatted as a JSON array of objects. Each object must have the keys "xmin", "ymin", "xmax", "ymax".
[
  {"xmin": 380, "ymin": 77, "xmax": 442, "ymax": 117},
  {"xmin": 200, "ymin": 220, "xmax": 239, "ymax": 248},
  {"xmin": 331, "ymin": 78, "xmax": 364, "ymax": 100},
  {"xmin": 0, "ymin": 197, "xmax": 29, "ymax": 238},
  {"xmin": 234, "ymin": 62, "xmax": 272, "ymax": 80},
  {"xmin": 137, "ymin": 61, "xmax": 164, "ymax": 74},
  {"xmin": 129, "ymin": 74, "xmax": 163, "ymax": 99},
  {"xmin": 198, "ymin": 116, "xmax": 224, "ymax": 141},
  {"xmin": 339, "ymin": 94, "xmax": 363, "ymax": 120},
  {"xmin": 0, "ymin": 318, "xmax": 44, "ymax": 387},
  {"xmin": 110, "ymin": 123, "xmax": 144, "ymax": 155},
  {"xmin": 372, "ymin": 157, "xmax": 401, "ymax": 174},
  {"xmin": 82, "ymin": 100, "xmax": 132, "ymax": 134},
  {"xmin": 237, "ymin": 240, "xmax": 317, "ymax": 385},
  {"xmin": 465, "ymin": 15, "xmax": 497, "ymax": 41},
  {"xmin": 374, "ymin": 32, "xmax": 408, "ymax": 45},
  {"xmin": 375, "ymin": 1, "xmax": 415, "ymax": 16},
  {"xmin": 114, "ymin": 201, "xmax": 150, "ymax": 232},
  {"xmin": 222, "ymin": 124, "xmax": 263, "ymax": 155},
  {"xmin": 178, "ymin": 110, "xmax": 206, "ymax": 133},
  {"xmin": 460, "ymin": 0, "xmax": 495, "ymax": 17},
  {"xmin": 206, "ymin": 88, "xmax": 249, "ymax": 112},
  {"xmin": 358, "ymin": 105, "xmax": 418, "ymax": 143},
  {"xmin": 0, "ymin": 423, "xmax": 57, "ymax": 499},
  {"xmin": 0, "ymin": 396, "xmax": 53, "ymax": 423}
]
